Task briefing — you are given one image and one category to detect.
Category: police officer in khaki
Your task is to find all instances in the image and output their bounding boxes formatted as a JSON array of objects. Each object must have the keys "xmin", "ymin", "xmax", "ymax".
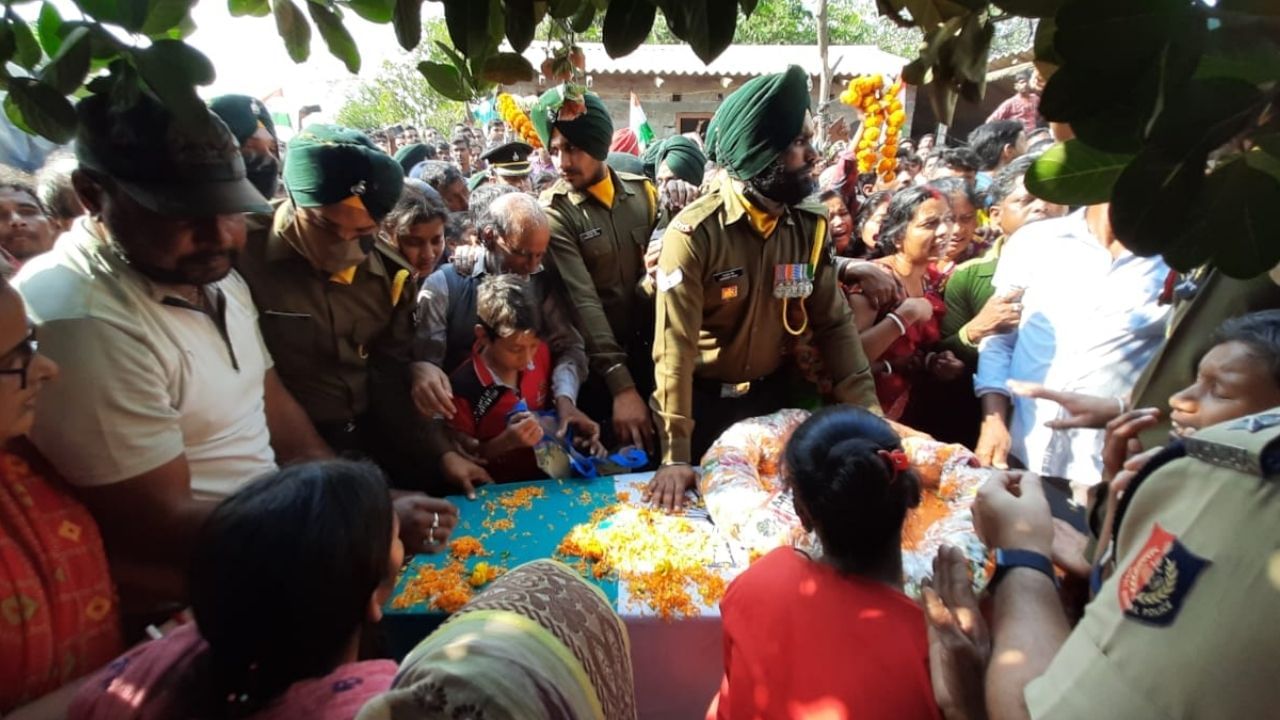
[
  {"xmin": 646, "ymin": 66, "xmax": 880, "ymax": 510},
  {"xmin": 922, "ymin": 407, "xmax": 1280, "ymax": 719},
  {"xmin": 532, "ymin": 87, "xmax": 660, "ymax": 453},
  {"xmin": 236, "ymin": 126, "xmax": 474, "ymax": 549}
]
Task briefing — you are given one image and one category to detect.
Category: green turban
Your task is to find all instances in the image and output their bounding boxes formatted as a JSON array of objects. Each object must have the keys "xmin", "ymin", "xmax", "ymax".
[
  {"xmin": 394, "ymin": 143, "xmax": 432, "ymax": 175},
  {"xmin": 208, "ymin": 94, "xmax": 276, "ymax": 146},
  {"xmin": 531, "ymin": 87, "xmax": 613, "ymax": 161},
  {"xmin": 284, "ymin": 124, "xmax": 404, "ymax": 221},
  {"xmin": 606, "ymin": 152, "xmax": 644, "ymax": 176},
  {"xmin": 467, "ymin": 171, "xmax": 491, "ymax": 191},
  {"xmin": 644, "ymin": 136, "xmax": 706, "ymax": 187},
  {"xmin": 705, "ymin": 65, "xmax": 812, "ymax": 180}
]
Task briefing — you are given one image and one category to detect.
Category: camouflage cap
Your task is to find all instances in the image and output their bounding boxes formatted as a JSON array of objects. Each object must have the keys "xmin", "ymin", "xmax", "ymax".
[{"xmin": 75, "ymin": 92, "xmax": 272, "ymax": 216}]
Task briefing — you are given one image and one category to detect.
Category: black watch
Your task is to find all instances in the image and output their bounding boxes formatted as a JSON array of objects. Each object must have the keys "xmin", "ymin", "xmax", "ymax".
[{"xmin": 989, "ymin": 548, "xmax": 1057, "ymax": 590}]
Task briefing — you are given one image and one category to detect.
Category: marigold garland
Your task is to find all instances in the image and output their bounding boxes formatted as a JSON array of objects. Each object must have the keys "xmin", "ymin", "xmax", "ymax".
[
  {"xmin": 839, "ymin": 74, "xmax": 906, "ymax": 183},
  {"xmin": 497, "ymin": 93, "xmax": 543, "ymax": 150}
]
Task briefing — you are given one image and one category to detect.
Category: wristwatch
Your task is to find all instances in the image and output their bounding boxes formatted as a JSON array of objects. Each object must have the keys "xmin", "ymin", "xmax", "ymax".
[{"xmin": 989, "ymin": 548, "xmax": 1057, "ymax": 590}]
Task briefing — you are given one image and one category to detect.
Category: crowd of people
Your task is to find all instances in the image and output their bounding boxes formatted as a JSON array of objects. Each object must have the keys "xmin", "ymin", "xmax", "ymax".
[{"xmin": 0, "ymin": 61, "xmax": 1277, "ymax": 720}]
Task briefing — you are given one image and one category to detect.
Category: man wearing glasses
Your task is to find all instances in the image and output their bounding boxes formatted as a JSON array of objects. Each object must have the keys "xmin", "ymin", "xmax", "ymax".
[
  {"xmin": 12, "ymin": 93, "xmax": 332, "ymax": 608},
  {"xmin": 411, "ymin": 188, "xmax": 593, "ymax": 497}
]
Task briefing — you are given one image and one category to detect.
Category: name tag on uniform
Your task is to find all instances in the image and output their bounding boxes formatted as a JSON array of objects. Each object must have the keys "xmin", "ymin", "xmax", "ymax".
[
  {"xmin": 579, "ymin": 227, "xmax": 604, "ymax": 242},
  {"xmin": 773, "ymin": 263, "xmax": 813, "ymax": 299},
  {"xmin": 712, "ymin": 267, "xmax": 744, "ymax": 283}
]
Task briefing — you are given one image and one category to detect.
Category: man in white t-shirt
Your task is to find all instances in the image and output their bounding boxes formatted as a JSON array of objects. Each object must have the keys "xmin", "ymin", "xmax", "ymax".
[{"xmin": 14, "ymin": 92, "xmax": 333, "ymax": 610}]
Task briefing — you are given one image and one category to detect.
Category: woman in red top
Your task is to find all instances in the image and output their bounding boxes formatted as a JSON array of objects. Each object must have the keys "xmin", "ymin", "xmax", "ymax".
[
  {"xmin": 847, "ymin": 186, "xmax": 965, "ymax": 419},
  {"xmin": 0, "ymin": 276, "xmax": 123, "ymax": 714},
  {"xmin": 713, "ymin": 406, "xmax": 940, "ymax": 720}
]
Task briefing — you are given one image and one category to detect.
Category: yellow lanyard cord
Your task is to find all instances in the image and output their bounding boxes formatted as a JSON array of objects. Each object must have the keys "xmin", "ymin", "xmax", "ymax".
[{"xmin": 782, "ymin": 217, "xmax": 827, "ymax": 337}]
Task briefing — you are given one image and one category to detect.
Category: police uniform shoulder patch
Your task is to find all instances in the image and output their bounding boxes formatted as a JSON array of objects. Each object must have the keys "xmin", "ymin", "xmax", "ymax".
[{"xmin": 1117, "ymin": 522, "xmax": 1210, "ymax": 627}]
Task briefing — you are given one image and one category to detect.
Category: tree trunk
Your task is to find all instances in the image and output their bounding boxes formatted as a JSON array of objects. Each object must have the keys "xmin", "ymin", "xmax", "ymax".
[{"xmin": 817, "ymin": 0, "xmax": 831, "ymax": 151}]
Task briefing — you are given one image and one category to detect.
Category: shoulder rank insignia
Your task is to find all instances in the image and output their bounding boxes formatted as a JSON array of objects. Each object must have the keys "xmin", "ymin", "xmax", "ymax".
[
  {"xmin": 1117, "ymin": 522, "xmax": 1209, "ymax": 627},
  {"xmin": 671, "ymin": 220, "xmax": 694, "ymax": 234},
  {"xmin": 1229, "ymin": 412, "xmax": 1280, "ymax": 433}
]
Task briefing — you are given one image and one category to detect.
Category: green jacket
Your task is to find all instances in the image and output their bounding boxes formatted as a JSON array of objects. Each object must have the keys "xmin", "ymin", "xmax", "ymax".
[{"xmin": 939, "ymin": 245, "xmax": 1001, "ymax": 369}]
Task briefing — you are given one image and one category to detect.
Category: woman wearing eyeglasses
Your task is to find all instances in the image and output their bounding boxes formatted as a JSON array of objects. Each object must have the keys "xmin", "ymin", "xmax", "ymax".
[{"xmin": 0, "ymin": 276, "xmax": 124, "ymax": 716}]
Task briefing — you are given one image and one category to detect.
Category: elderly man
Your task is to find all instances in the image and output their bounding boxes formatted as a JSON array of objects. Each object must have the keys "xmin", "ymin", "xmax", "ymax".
[
  {"xmin": 533, "ymin": 85, "xmax": 660, "ymax": 453},
  {"xmin": 13, "ymin": 93, "xmax": 332, "ymax": 606},
  {"xmin": 235, "ymin": 124, "xmax": 463, "ymax": 552},
  {"xmin": 411, "ymin": 189, "xmax": 595, "ymax": 494},
  {"xmin": 647, "ymin": 65, "xmax": 880, "ymax": 510},
  {"xmin": 209, "ymin": 94, "xmax": 280, "ymax": 200}
]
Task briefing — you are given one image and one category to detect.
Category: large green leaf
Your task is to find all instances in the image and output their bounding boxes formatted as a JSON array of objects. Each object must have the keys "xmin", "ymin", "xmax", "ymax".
[
  {"xmin": 77, "ymin": 0, "xmax": 122, "ymax": 25},
  {"xmin": 1246, "ymin": 135, "xmax": 1280, "ymax": 184},
  {"xmin": 229, "ymin": 0, "xmax": 271, "ymax": 17},
  {"xmin": 272, "ymin": 0, "xmax": 311, "ymax": 62},
  {"xmin": 1178, "ymin": 159, "xmax": 1280, "ymax": 278},
  {"xmin": 1025, "ymin": 139, "xmax": 1134, "ymax": 206},
  {"xmin": 547, "ymin": 0, "xmax": 581, "ymax": 20},
  {"xmin": 481, "ymin": 51, "xmax": 535, "ymax": 83},
  {"xmin": 344, "ymin": 0, "xmax": 395, "ymax": 23},
  {"xmin": 671, "ymin": 0, "xmax": 737, "ymax": 64},
  {"xmin": 308, "ymin": 2, "xmax": 359, "ymax": 73},
  {"xmin": 132, "ymin": 39, "xmax": 215, "ymax": 122},
  {"xmin": 116, "ymin": 0, "xmax": 152, "ymax": 32},
  {"xmin": 739, "ymin": 0, "xmax": 758, "ymax": 17},
  {"xmin": 569, "ymin": 1, "xmax": 595, "ymax": 33},
  {"xmin": 990, "ymin": 0, "xmax": 1061, "ymax": 18},
  {"xmin": 6, "ymin": 78, "xmax": 76, "ymax": 143},
  {"xmin": 36, "ymin": 2, "xmax": 61, "ymax": 57},
  {"xmin": 39, "ymin": 26, "xmax": 91, "ymax": 94},
  {"xmin": 1195, "ymin": 30, "xmax": 1280, "ymax": 85},
  {"xmin": 443, "ymin": 0, "xmax": 492, "ymax": 56},
  {"xmin": 1032, "ymin": 16, "xmax": 1059, "ymax": 65},
  {"xmin": 602, "ymin": 0, "xmax": 656, "ymax": 59},
  {"xmin": 142, "ymin": 0, "xmax": 196, "ymax": 36},
  {"xmin": 504, "ymin": 0, "xmax": 535, "ymax": 53},
  {"xmin": 0, "ymin": 22, "xmax": 15, "ymax": 67},
  {"xmin": 418, "ymin": 60, "xmax": 470, "ymax": 102},
  {"xmin": 392, "ymin": 0, "xmax": 422, "ymax": 51},
  {"xmin": 1056, "ymin": 0, "xmax": 1196, "ymax": 73},
  {"xmin": 11, "ymin": 15, "xmax": 43, "ymax": 70},
  {"xmin": 1110, "ymin": 146, "xmax": 1207, "ymax": 257},
  {"xmin": 1147, "ymin": 78, "xmax": 1263, "ymax": 153}
]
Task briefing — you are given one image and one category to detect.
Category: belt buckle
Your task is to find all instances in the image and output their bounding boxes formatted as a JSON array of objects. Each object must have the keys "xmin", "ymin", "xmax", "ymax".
[{"xmin": 721, "ymin": 381, "xmax": 751, "ymax": 399}]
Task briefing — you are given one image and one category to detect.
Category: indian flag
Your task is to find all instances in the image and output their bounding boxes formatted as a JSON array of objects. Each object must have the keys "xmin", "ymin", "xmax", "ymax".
[{"xmin": 629, "ymin": 93, "xmax": 654, "ymax": 150}]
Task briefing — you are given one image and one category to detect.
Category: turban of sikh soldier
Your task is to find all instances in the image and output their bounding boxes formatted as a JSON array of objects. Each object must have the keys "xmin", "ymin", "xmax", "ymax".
[
  {"xmin": 705, "ymin": 65, "xmax": 812, "ymax": 181},
  {"xmin": 531, "ymin": 87, "xmax": 614, "ymax": 161},
  {"xmin": 283, "ymin": 124, "xmax": 404, "ymax": 222},
  {"xmin": 643, "ymin": 136, "xmax": 707, "ymax": 187}
]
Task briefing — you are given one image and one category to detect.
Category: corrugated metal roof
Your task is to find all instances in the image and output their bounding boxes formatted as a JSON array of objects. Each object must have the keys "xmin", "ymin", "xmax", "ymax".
[{"xmin": 521, "ymin": 42, "xmax": 908, "ymax": 79}]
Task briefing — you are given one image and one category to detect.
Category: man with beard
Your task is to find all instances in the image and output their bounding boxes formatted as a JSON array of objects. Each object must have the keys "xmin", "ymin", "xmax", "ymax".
[
  {"xmin": 533, "ymin": 86, "xmax": 660, "ymax": 454},
  {"xmin": 13, "ymin": 93, "xmax": 333, "ymax": 607},
  {"xmin": 646, "ymin": 65, "xmax": 880, "ymax": 510},
  {"xmin": 235, "ymin": 125, "xmax": 471, "ymax": 548},
  {"xmin": 209, "ymin": 94, "xmax": 281, "ymax": 201}
]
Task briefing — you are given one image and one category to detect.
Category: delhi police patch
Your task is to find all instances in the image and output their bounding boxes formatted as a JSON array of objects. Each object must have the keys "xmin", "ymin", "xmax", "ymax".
[{"xmin": 1118, "ymin": 523, "xmax": 1209, "ymax": 627}]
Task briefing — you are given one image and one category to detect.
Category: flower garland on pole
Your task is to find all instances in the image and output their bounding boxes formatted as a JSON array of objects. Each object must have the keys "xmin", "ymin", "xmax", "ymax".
[
  {"xmin": 839, "ymin": 75, "xmax": 906, "ymax": 184},
  {"xmin": 496, "ymin": 93, "xmax": 544, "ymax": 149}
]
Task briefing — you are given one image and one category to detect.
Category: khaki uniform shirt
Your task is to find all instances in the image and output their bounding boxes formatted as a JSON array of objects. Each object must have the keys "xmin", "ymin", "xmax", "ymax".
[
  {"xmin": 1026, "ymin": 409, "xmax": 1280, "ymax": 718},
  {"xmin": 541, "ymin": 167, "xmax": 658, "ymax": 395},
  {"xmin": 652, "ymin": 177, "xmax": 879, "ymax": 464},
  {"xmin": 237, "ymin": 204, "xmax": 417, "ymax": 424}
]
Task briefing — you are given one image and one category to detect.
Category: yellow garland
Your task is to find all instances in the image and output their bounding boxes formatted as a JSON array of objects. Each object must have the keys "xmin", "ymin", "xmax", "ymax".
[
  {"xmin": 497, "ymin": 93, "xmax": 543, "ymax": 150},
  {"xmin": 838, "ymin": 74, "xmax": 906, "ymax": 183}
]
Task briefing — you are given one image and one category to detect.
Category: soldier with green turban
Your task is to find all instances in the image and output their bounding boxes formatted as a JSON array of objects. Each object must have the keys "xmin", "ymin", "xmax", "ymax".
[
  {"xmin": 237, "ymin": 124, "xmax": 485, "ymax": 520},
  {"xmin": 642, "ymin": 135, "xmax": 707, "ymax": 223},
  {"xmin": 394, "ymin": 142, "xmax": 436, "ymax": 176},
  {"xmin": 645, "ymin": 65, "xmax": 880, "ymax": 511},
  {"xmin": 529, "ymin": 84, "xmax": 661, "ymax": 454},
  {"xmin": 209, "ymin": 93, "xmax": 280, "ymax": 199}
]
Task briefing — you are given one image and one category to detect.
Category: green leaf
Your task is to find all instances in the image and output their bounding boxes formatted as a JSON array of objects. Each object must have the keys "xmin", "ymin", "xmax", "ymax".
[
  {"xmin": 392, "ymin": 0, "xmax": 422, "ymax": 51},
  {"xmin": 1147, "ymin": 78, "xmax": 1263, "ymax": 152},
  {"xmin": 504, "ymin": 0, "xmax": 535, "ymax": 53},
  {"xmin": 36, "ymin": 2, "xmax": 62, "ymax": 57},
  {"xmin": 272, "ymin": 0, "xmax": 311, "ymax": 62},
  {"xmin": 39, "ymin": 26, "xmax": 91, "ymax": 94},
  {"xmin": 1246, "ymin": 135, "xmax": 1280, "ymax": 184},
  {"xmin": 132, "ymin": 39, "xmax": 216, "ymax": 121},
  {"xmin": 5, "ymin": 78, "xmax": 75, "ymax": 143},
  {"xmin": 1032, "ymin": 16, "xmax": 1059, "ymax": 65},
  {"xmin": 740, "ymin": 0, "xmax": 758, "ymax": 17},
  {"xmin": 1195, "ymin": 31, "xmax": 1280, "ymax": 85},
  {"xmin": 671, "ymin": 0, "xmax": 737, "ymax": 64},
  {"xmin": 1177, "ymin": 159, "xmax": 1280, "ymax": 278},
  {"xmin": 1025, "ymin": 139, "xmax": 1134, "ymax": 205},
  {"xmin": 418, "ymin": 60, "xmax": 470, "ymax": 101},
  {"xmin": 344, "ymin": 0, "xmax": 395, "ymax": 23},
  {"xmin": 1110, "ymin": 146, "xmax": 1207, "ymax": 257},
  {"xmin": 990, "ymin": 0, "xmax": 1061, "ymax": 18},
  {"xmin": 1056, "ymin": 0, "xmax": 1198, "ymax": 73},
  {"xmin": 77, "ymin": 0, "xmax": 122, "ymax": 25},
  {"xmin": 229, "ymin": 0, "xmax": 271, "ymax": 17},
  {"xmin": 0, "ymin": 22, "xmax": 15, "ymax": 66},
  {"xmin": 443, "ymin": 0, "xmax": 491, "ymax": 56},
  {"xmin": 116, "ymin": 0, "xmax": 152, "ymax": 32},
  {"xmin": 569, "ymin": 1, "xmax": 595, "ymax": 33},
  {"xmin": 142, "ymin": 0, "xmax": 196, "ymax": 37},
  {"xmin": 547, "ymin": 0, "xmax": 581, "ymax": 20},
  {"xmin": 307, "ymin": 2, "xmax": 359, "ymax": 73},
  {"xmin": 481, "ymin": 51, "xmax": 535, "ymax": 83},
  {"xmin": 602, "ymin": 0, "xmax": 656, "ymax": 59},
  {"xmin": 11, "ymin": 16, "xmax": 42, "ymax": 70}
]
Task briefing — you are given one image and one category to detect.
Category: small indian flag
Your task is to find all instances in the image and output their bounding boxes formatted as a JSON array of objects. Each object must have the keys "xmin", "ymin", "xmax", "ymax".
[{"xmin": 629, "ymin": 92, "xmax": 654, "ymax": 150}]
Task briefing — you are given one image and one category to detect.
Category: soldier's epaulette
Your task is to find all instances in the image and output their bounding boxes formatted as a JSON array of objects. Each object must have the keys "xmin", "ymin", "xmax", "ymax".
[
  {"xmin": 666, "ymin": 193, "xmax": 723, "ymax": 235},
  {"xmin": 1184, "ymin": 409, "xmax": 1280, "ymax": 477},
  {"xmin": 538, "ymin": 179, "xmax": 573, "ymax": 204},
  {"xmin": 374, "ymin": 240, "xmax": 415, "ymax": 274},
  {"xmin": 793, "ymin": 197, "xmax": 831, "ymax": 220}
]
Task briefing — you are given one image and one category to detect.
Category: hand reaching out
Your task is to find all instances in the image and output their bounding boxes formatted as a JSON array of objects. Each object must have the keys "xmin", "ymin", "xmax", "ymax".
[{"xmin": 923, "ymin": 545, "xmax": 990, "ymax": 720}]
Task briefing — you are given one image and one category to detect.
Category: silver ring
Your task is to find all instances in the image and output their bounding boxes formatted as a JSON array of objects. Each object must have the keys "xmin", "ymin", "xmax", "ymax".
[
  {"xmin": 431, "ymin": 512, "xmax": 440, "ymax": 529},
  {"xmin": 426, "ymin": 528, "xmax": 435, "ymax": 547}
]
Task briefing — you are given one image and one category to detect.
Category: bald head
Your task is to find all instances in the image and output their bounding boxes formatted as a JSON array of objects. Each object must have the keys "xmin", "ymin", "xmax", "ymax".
[{"xmin": 486, "ymin": 192, "xmax": 548, "ymax": 275}]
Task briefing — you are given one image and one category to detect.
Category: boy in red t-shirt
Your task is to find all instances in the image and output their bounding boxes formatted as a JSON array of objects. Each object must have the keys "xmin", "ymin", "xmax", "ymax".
[{"xmin": 448, "ymin": 274, "xmax": 601, "ymax": 483}]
